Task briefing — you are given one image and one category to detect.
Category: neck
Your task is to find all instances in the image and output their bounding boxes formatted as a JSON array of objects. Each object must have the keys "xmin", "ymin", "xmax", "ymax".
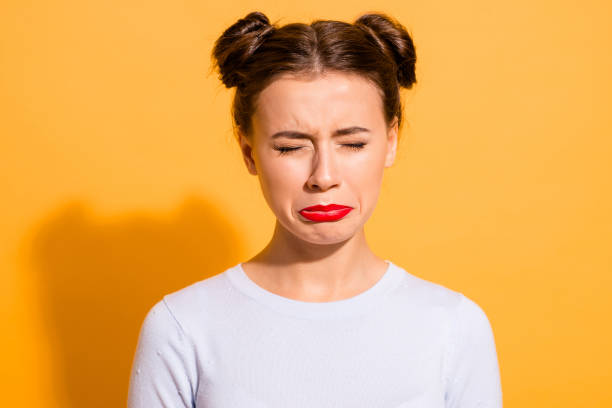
[{"xmin": 244, "ymin": 220, "xmax": 387, "ymax": 300}]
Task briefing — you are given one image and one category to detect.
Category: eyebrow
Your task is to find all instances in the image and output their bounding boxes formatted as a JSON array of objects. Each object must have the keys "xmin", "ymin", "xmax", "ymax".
[{"xmin": 271, "ymin": 126, "xmax": 370, "ymax": 140}]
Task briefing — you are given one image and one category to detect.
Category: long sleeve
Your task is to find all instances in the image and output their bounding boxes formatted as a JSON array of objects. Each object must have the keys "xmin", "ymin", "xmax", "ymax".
[
  {"xmin": 443, "ymin": 294, "xmax": 503, "ymax": 408},
  {"xmin": 127, "ymin": 297, "xmax": 198, "ymax": 408}
]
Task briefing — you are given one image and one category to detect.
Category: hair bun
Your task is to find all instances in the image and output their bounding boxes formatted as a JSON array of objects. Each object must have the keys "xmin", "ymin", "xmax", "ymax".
[
  {"xmin": 354, "ymin": 13, "xmax": 416, "ymax": 88},
  {"xmin": 212, "ymin": 11, "xmax": 275, "ymax": 88}
]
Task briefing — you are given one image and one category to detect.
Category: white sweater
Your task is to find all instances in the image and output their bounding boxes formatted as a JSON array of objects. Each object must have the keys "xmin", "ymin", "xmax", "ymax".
[{"xmin": 127, "ymin": 260, "xmax": 502, "ymax": 407}]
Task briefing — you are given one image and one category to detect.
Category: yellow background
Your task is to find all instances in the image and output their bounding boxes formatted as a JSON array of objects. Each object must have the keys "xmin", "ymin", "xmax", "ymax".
[{"xmin": 2, "ymin": 0, "xmax": 611, "ymax": 406}]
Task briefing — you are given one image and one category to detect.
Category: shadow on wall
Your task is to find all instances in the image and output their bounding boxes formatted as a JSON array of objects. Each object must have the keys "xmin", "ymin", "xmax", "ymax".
[{"xmin": 22, "ymin": 195, "xmax": 244, "ymax": 408}]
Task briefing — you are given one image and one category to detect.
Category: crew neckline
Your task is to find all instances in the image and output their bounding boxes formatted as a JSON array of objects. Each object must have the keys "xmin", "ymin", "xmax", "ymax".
[{"xmin": 224, "ymin": 260, "xmax": 405, "ymax": 319}]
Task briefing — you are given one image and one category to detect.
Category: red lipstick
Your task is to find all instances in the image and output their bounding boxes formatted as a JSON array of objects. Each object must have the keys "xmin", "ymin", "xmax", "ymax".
[{"xmin": 298, "ymin": 204, "xmax": 353, "ymax": 222}]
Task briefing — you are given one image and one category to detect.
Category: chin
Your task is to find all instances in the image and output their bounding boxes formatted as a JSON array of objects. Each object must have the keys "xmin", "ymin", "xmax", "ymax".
[
  {"xmin": 293, "ymin": 226, "xmax": 358, "ymax": 246},
  {"xmin": 276, "ymin": 213, "xmax": 362, "ymax": 245}
]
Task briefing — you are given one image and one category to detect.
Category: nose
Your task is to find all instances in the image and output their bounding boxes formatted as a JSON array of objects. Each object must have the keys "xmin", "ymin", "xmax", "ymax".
[{"xmin": 306, "ymin": 143, "xmax": 341, "ymax": 192}]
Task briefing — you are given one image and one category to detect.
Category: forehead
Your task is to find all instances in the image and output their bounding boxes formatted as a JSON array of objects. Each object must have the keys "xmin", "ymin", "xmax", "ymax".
[{"xmin": 252, "ymin": 71, "xmax": 384, "ymax": 133}]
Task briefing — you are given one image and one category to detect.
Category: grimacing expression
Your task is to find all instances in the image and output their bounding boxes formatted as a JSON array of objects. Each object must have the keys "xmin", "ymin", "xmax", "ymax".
[{"xmin": 239, "ymin": 71, "xmax": 398, "ymax": 245}]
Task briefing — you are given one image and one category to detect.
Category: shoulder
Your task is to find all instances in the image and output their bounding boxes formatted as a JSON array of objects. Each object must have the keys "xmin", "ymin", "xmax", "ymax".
[
  {"xmin": 389, "ymin": 262, "xmax": 494, "ymax": 332},
  {"xmin": 163, "ymin": 267, "xmax": 232, "ymax": 310},
  {"xmin": 390, "ymin": 262, "xmax": 464, "ymax": 311},
  {"xmin": 143, "ymin": 264, "xmax": 239, "ymax": 335}
]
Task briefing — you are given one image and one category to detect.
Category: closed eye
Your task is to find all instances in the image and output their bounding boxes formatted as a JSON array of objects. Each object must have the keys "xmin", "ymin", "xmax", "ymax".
[
  {"xmin": 344, "ymin": 143, "xmax": 366, "ymax": 150},
  {"xmin": 273, "ymin": 143, "xmax": 366, "ymax": 155},
  {"xmin": 274, "ymin": 146, "xmax": 302, "ymax": 155}
]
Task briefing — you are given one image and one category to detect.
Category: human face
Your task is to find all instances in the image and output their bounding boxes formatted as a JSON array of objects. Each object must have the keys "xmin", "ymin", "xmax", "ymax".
[{"xmin": 239, "ymin": 71, "xmax": 398, "ymax": 245}]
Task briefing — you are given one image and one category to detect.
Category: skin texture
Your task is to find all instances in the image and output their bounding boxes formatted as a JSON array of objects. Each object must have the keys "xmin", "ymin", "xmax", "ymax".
[{"xmin": 238, "ymin": 70, "xmax": 399, "ymax": 302}]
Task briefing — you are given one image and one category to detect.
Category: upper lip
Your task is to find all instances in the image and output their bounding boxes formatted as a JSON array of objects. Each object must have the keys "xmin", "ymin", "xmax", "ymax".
[{"xmin": 300, "ymin": 204, "xmax": 352, "ymax": 212}]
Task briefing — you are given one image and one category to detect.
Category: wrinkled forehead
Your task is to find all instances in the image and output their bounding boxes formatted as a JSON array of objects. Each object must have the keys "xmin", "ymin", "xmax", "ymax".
[{"xmin": 252, "ymin": 71, "xmax": 385, "ymax": 137}]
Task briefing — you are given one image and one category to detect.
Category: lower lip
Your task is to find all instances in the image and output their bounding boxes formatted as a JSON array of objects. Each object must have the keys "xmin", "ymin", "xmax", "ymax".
[{"xmin": 298, "ymin": 208, "xmax": 353, "ymax": 222}]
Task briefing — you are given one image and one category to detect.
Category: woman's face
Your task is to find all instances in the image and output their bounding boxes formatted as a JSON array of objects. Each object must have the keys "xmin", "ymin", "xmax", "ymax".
[{"xmin": 239, "ymin": 70, "xmax": 398, "ymax": 245}]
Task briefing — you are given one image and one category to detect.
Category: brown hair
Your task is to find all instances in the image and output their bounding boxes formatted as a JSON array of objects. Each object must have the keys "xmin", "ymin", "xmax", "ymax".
[{"xmin": 211, "ymin": 11, "xmax": 416, "ymax": 140}]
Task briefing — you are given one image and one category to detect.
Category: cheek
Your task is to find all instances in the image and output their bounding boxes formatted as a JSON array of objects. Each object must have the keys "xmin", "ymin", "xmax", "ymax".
[
  {"xmin": 256, "ymin": 154, "xmax": 305, "ymax": 206},
  {"xmin": 343, "ymin": 148, "xmax": 386, "ymax": 203}
]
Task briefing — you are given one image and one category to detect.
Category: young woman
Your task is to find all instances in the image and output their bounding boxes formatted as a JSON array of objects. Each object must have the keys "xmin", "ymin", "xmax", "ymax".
[{"xmin": 127, "ymin": 11, "xmax": 502, "ymax": 408}]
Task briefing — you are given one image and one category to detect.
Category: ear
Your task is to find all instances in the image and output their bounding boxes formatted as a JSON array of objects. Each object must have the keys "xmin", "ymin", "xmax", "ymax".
[
  {"xmin": 384, "ymin": 116, "xmax": 398, "ymax": 168},
  {"xmin": 238, "ymin": 129, "xmax": 258, "ymax": 175}
]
